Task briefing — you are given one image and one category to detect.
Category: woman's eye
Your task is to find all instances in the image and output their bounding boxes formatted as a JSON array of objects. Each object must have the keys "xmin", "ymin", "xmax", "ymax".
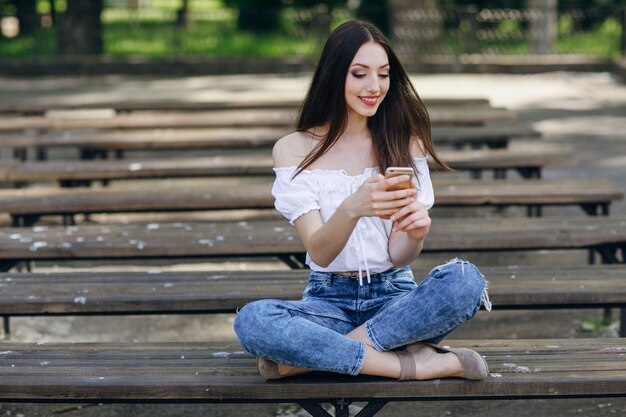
[
  {"xmin": 379, "ymin": 73, "xmax": 390, "ymax": 78},
  {"xmin": 352, "ymin": 73, "xmax": 366, "ymax": 78}
]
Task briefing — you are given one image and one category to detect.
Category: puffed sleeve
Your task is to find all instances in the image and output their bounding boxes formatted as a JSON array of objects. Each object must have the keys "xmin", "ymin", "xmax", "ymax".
[
  {"xmin": 272, "ymin": 167, "xmax": 320, "ymax": 224},
  {"xmin": 414, "ymin": 157, "xmax": 434, "ymax": 210}
]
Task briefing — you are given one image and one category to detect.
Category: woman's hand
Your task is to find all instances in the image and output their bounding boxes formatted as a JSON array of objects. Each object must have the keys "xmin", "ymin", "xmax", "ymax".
[
  {"xmin": 343, "ymin": 174, "xmax": 417, "ymax": 220},
  {"xmin": 388, "ymin": 179, "xmax": 431, "ymax": 241}
]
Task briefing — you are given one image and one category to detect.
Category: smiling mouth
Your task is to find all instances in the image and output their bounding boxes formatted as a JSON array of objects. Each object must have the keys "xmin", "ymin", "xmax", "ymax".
[{"xmin": 359, "ymin": 96, "xmax": 378, "ymax": 106}]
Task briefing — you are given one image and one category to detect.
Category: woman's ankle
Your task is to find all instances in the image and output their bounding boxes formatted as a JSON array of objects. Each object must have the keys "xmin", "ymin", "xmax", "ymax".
[{"xmin": 400, "ymin": 343, "xmax": 463, "ymax": 380}]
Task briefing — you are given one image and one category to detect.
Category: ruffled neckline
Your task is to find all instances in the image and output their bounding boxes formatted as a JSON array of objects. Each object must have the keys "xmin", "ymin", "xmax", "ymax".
[{"xmin": 273, "ymin": 156, "xmax": 427, "ymax": 178}]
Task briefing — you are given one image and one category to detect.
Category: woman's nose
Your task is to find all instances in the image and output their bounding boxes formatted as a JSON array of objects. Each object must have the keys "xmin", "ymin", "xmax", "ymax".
[{"xmin": 367, "ymin": 75, "xmax": 380, "ymax": 93}]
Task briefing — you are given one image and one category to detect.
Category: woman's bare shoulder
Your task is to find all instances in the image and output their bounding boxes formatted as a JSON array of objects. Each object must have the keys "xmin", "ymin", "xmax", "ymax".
[
  {"xmin": 273, "ymin": 130, "xmax": 317, "ymax": 168},
  {"xmin": 410, "ymin": 135, "xmax": 427, "ymax": 158}
]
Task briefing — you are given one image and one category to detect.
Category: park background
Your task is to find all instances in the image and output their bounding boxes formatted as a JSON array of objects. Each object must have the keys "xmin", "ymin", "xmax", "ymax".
[
  {"xmin": 1, "ymin": 1, "xmax": 626, "ymax": 417},
  {"xmin": 0, "ymin": 0, "xmax": 625, "ymax": 76}
]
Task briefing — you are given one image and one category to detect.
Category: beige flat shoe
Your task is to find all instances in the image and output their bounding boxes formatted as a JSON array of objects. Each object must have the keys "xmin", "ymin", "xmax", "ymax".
[{"xmin": 395, "ymin": 343, "xmax": 489, "ymax": 381}]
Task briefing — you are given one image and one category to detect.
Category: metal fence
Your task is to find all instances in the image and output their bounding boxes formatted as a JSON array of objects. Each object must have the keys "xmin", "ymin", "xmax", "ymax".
[{"xmin": 390, "ymin": 4, "xmax": 625, "ymax": 57}]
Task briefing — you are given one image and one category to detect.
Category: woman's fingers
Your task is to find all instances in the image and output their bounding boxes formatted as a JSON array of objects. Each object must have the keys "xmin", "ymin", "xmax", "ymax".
[
  {"xmin": 389, "ymin": 201, "xmax": 422, "ymax": 222},
  {"xmin": 373, "ymin": 196, "xmax": 415, "ymax": 212},
  {"xmin": 390, "ymin": 202, "xmax": 429, "ymax": 231},
  {"xmin": 396, "ymin": 215, "xmax": 431, "ymax": 232}
]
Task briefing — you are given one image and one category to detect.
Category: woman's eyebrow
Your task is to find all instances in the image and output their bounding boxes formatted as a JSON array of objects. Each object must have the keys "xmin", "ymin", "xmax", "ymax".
[{"xmin": 350, "ymin": 63, "xmax": 390, "ymax": 69}]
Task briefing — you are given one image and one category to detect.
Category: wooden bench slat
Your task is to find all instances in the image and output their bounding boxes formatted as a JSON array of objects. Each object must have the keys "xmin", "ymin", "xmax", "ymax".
[
  {"xmin": 0, "ymin": 126, "xmax": 540, "ymax": 169},
  {"xmin": 2, "ymin": 143, "xmax": 569, "ymax": 183},
  {"xmin": 0, "ymin": 178, "xmax": 620, "ymax": 217},
  {"xmin": 0, "ymin": 265, "xmax": 624, "ymax": 315},
  {"xmin": 0, "ymin": 97, "xmax": 492, "ymax": 114},
  {"xmin": 0, "ymin": 339, "xmax": 623, "ymax": 401},
  {"xmin": 0, "ymin": 217, "xmax": 624, "ymax": 265},
  {"xmin": 0, "ymin": 107, "xmax": 516, "ymax": 132},
  {"xmin": 1, "ymin": 125, "xmax": 538, "ymax": 154}
]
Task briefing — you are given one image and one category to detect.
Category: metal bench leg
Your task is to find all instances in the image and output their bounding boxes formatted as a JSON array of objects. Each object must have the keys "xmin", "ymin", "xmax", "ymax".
[
  {"xmin": 470, "ymin": 169, "xmax": 482, "ymax": 180},
  {"xmin": 11, "ymin": 214, "xmax": 42, "ymax": 227},
  {"xmin": 36, "ymin": 146, "xmax": 47, "ymax": 161},
  {"xmin": 335, "ymin": 400, "xmax": 350, "ymax": 417},
  {"xmin": 11, "ymin": 215, "xmax": 22, "ymax": 227},
  {"xmin": 63, "ymin": 214, "xmax": 76, "ymax": 226},
  {"xmin": 298, "ymin": 401, "xmax": 333, "ymax": 417},
  {"xmin": 3, "ymin": 316, "xmax": 9, "ymax": 337},
  {"xmin": 493, "ymin": 168, "xmax": 506, "ymax": 179},
  {"xmin": 526, "ymin": 205, "xmax": 542, "ymax": 217},
  {"xmin": 581, "ymin": 203, "xmax": 610, "ymax": 216},
  {"xmin": 278, "ymin": 254, "xmax": 307, "ymax": 269},
  {"xmin": 517, "ymin": 167, "xmax": 541, "ymax": 179},
  {"xmin": 16, "ymin": 261, "xmax": 32, "ymax": 273},
  {"xmin": 353, "ymin": 401, "xmax": 387, "ymax": 417},
  {"xmin": 298, "ymin": 400, "xmax": 387, "ymax": 417},
  {"xmin": 13, "ymin": 147, "xmax": 27, "ymax": 161},
  {"xmin": 0, "ymin": 261, "xmax": 18, "ymax": 272}
]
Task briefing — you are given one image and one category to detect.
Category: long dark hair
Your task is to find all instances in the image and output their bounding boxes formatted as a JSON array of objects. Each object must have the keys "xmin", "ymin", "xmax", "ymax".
[{"xmin": 294, "ymin": 20, "xmax": 450, "ymax": 176}]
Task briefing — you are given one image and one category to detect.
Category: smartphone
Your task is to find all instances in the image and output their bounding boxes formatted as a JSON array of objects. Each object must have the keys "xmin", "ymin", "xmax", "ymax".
[{"xmin": 385, "ymin": 167, "xmax": 414, "ymax": 191}]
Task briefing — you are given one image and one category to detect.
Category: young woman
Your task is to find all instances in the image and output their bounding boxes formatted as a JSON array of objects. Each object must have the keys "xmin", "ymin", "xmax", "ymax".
[{"xmin": 234, "ymin": 20, "xmax": 491, "ymax": 381}]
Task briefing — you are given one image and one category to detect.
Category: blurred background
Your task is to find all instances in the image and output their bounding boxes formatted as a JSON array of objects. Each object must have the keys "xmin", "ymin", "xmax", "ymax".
[{"xmin": 0, "ymin": 0, "xmax": 624, "ymax": 70}]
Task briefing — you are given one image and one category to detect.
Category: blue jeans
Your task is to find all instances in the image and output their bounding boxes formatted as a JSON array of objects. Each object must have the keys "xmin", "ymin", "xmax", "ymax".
[{"xmin": 234, "ymin": 259, "xmax": 487, "ymax": 376}]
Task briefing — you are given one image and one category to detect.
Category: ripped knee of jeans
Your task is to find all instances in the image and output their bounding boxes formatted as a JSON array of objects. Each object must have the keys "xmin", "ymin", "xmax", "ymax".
[{"xmin": 441, "ymin": 258, "xmax": 492, "ymax": 312}]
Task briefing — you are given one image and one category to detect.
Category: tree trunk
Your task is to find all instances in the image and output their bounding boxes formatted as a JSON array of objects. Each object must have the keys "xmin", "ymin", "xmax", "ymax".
[
  {"xmin": 236, "ymin": 1, "xmax": 282, "ymax": 33},
  {"xmin": 49, "ymin": 0, "xmax": 57, "ymax": 25},
  {"xmin": 175, "ymin": 0, "xmax": 189, "ymax": 28},
  {"xmin": 15, "ymin": 0, "xmax": 38, "ymax": 36},
  {"xmin": 57, "ymin": 0, "xmax": 103, "ymax": 55},
  {"xmin": 357, "ymin": 0, "xmax": 391, "ymax": 37}
]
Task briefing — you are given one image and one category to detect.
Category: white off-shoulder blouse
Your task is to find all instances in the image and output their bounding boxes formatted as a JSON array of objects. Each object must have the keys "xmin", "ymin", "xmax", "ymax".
[{"xmin": 271, "ymin": 157, "xmax": 434, "ymax": 285}]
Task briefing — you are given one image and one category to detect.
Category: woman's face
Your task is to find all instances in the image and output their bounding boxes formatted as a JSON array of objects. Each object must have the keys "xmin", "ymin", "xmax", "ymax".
[{"xmin": 344, "ymin": 41, "xmax": 390, "ymax": 120}]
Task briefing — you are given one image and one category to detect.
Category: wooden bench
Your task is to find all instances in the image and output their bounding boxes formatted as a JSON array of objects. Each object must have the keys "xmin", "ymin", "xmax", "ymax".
[
  {"xmin": 0, "ymin": 107, "xmax": 516, "ymax": 134},
  {"xmin": 1, "ymin": 177, "xmax": 619, "ymax": 226},
  {"xmin": 0, "ymin": 338, "xmax": 623, "ymax": 417},
  {"xmin": 0, "ymin": 265, "xmax": 624, "ymax": 336},
  {"xmin": 0, "ymin": 142, "xmax": 570, "ymax": 186},
  {"xmin": 0, "ymin": 216, "xmax": 624, "ymax": 273},
  {"xmin": 0, "ymin": 125, "xmax": 540, "ymax": 161},
  {"xmin": 0, "ymin": 97, "xmax": 493, "ymax": 114}
]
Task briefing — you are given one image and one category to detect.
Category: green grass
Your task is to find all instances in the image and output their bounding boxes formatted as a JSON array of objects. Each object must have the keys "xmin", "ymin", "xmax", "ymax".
[
  {"xmin": 556, "ymin": 17, "xmax": 623, "ymax": 57},
  {"xmin": 101, "ymin": 10, "xmax": 322, "ymax": 57},
  {"xmin": 0, "ymin": 4, "xmax": 622, "ymax": 58}
]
